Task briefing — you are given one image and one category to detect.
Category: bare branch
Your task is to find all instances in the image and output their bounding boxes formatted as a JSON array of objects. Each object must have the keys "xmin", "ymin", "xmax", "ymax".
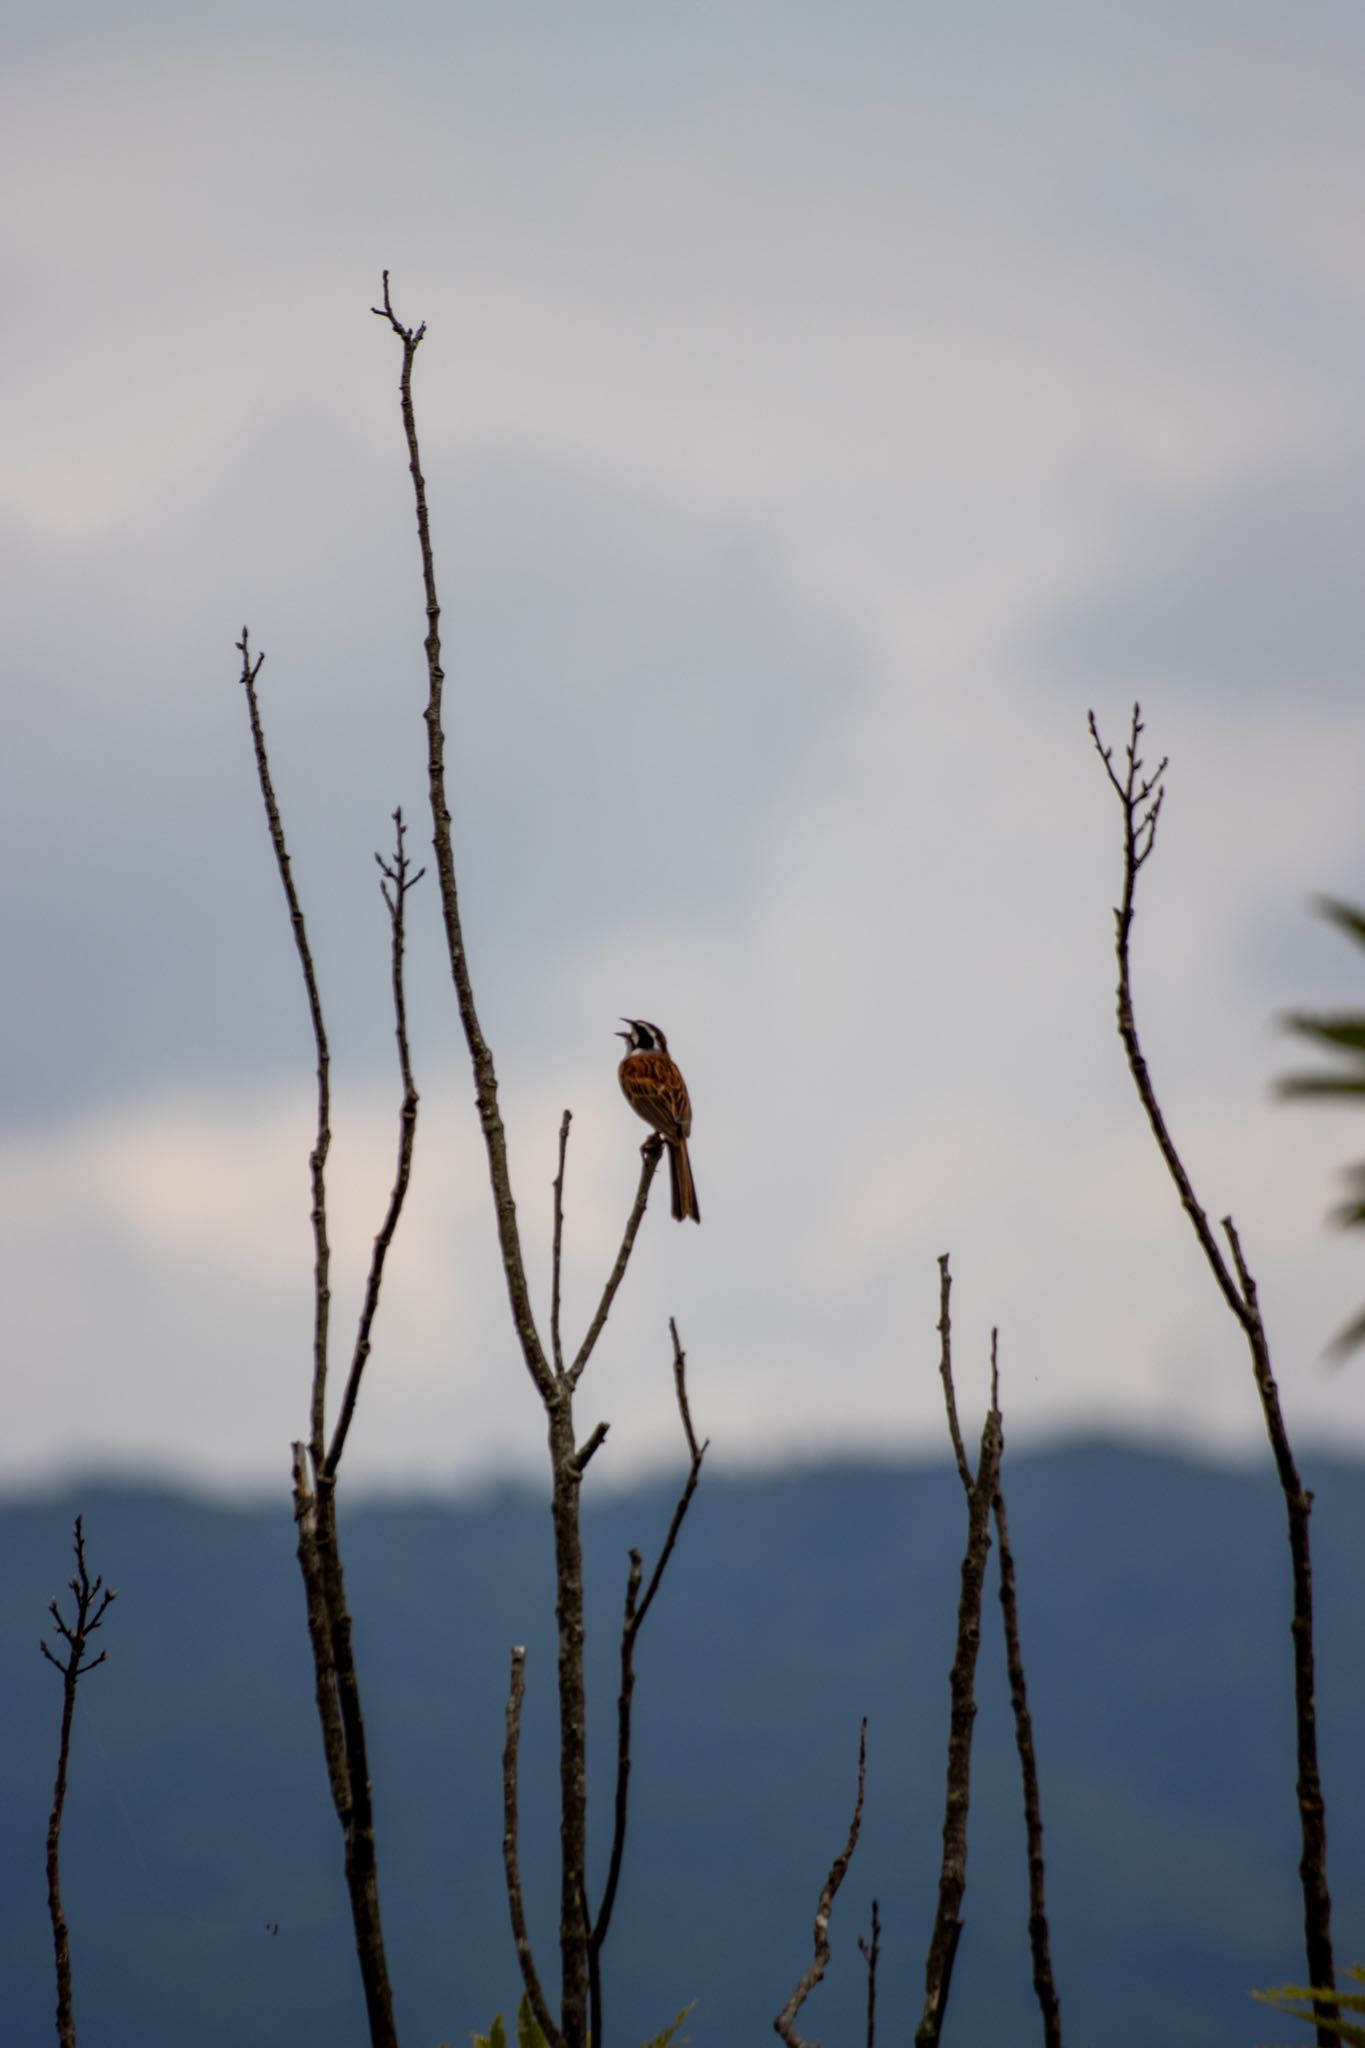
[
  {"xmin": 374, "ymin": 276, "xmax": 555, "ymax": 1406},
  {"xmin": 239, "ymin": 633, "xmax": 400, "ymax": 2046},
  {"xmin": 918, "ymin": 1387, "xmax": 1003, "ymax": 2047},
  {"xmin": 1088, "ymin": 706, "xmax": 1244, "ymax": 1325},
  {"xmin": 857, "ymin": 1900, "xmax": 881, "ymax": 2048},
  {"xmin": 239, "ymin": 630, "xmax": 333, "ymax": 1469},
  {"xmin": 591, "ymin": 1318, "xmax": 710, "ymax": 2025},
  {"xmin": 325, "ymin": 808, "xmax": 423, "ymax": 1476},
  {"xmin": 568, "ymin": 1140, "xmax": 663, "ymax": 1389},
  {"xmin": 502, "ymin": 1648, "xmax": 564, "ymax": 2048},
  {"xmin": 774, "ymin": 1720, "xmax": 869, "ymax": 2048},
  {"xmin": 1091, "ymin": 705, "xmax": 1335, "ymax": 2035},
  {"xmin": 291, "ymin": 1448, "xmax": 352, "ymax": 1830},
  {"xmin": 573, "ymin": 1421, "xmax": 611, "ymax": 1476},
  {"xmin": 551, "ymin": 1110, "xmax": 572, "ymax": 1376},
  {"xmin": 936, "ymin": 1254, "xmax": 972, "ymax": 1493},
  {"xmin": 42, "ymin": 1517, "xmax": 116, "ymax": 2048},
  {"xmin": 991, "ymin": 1341, "xmax": 1063, "ymax": 2048}
]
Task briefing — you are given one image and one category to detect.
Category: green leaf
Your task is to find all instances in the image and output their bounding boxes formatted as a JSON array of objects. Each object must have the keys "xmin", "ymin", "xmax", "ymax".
[
  {"xmin": 639, "ymin": 2001, "xmax": 697, "ymax": 2047},
  {"xmin": 1282, "ymin": 1012, "xmax": 1365, "ymax": 1058},
  {"xmin": 470, "ymin": 2018, "xmax": 508, "ymax": 2048},
  {"xmin": 1315, "ymin": 897, "xmax": 1365, "ymax": 951},
  {"xmin": 516, "ymin": 1996, "xmax": 550, "ymax": 2048},
  {"xmin": 1277, "ymin": 1073, "xmax": 1365, "ymax": 1100},
  {"xmin": 1254, "ymin": 1967, "xmax": 1365, "ymax": 2044}
]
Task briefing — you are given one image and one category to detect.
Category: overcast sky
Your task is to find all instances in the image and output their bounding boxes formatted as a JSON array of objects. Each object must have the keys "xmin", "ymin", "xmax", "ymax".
[{"xmin": 6, "ymin": 2, "xmax": 1365, "ymax": 1495}]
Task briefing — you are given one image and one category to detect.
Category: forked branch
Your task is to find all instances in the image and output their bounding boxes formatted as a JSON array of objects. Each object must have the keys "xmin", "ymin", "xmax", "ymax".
[
  {"xmin": 326, "ymin": 809, "xmax": 425, "ymax": 1476},
  {"xmin": 918, "ymin": 1276, "xmax": 1003, "ymax": 2048},
  {"xmin": 239, "ymin": 631, "xmax": 410, "ymax": 2048},
  {"xmin": 1090, "ymin": 703, "xmax": 1335, "ymax": 2039},
  {"xmin": 374, "ymin": 275, "xmax": 674, "ymax": 2048},
  {"xmin": 41, "ymin": 1516, "xmax": 116, "ymax": 2048}
]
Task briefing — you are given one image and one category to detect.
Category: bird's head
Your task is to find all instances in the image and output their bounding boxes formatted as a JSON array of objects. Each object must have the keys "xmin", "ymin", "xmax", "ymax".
[{"xmin": 616, "ymin": 1018, "xmax": 668, "ymax": 1053}]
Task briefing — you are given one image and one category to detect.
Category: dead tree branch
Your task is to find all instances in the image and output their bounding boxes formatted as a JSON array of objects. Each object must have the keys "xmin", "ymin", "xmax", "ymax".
[
  {"xmin": 374, "ymin": 274, "xmax": 674, "ymax": 2048},
  {"xmin": 568, "ymin": 1141, "xmax": 664, "ymax": 1390},
  {"xmin": 551, "ymin": 1110, "xmax": 572, "ymax": 1376},
  {"xmin": 503, "ymin": 1648, "xmax": 563, "ymax": 2048},
  {"xmin": 41, "ymin": 1516, "xmax": 116, "ymax": 2048},
  {"xmin": 918, "ymin": 1282, "xmax": 1003, "ymax": 2048},
  {"xmin": 857, "ymin": 1900, "xmax": 881, "ymax": 2048},
  {"xmin": 371, "ymin": 271, "xmax": 554, "ymax": 1404},
  {"xmin": 327, "ymin": 809, "xmax": 424, "ymax": 1477},
  {"xmin": 239, "ymin": 631, "xmax": 415, "ymax": 2048},
  {"xmin": 589, "ymin": 1320, "xmax": 709, "ymax": 2047},
  {"xmin": 238, "ymin": 630, "xmax": 332, "ymax": 1467},
  {"xmin": 773, "ymin": 1720, "xmax": 869, "ymax": 2048},
  {"xmin": 1090, "ymin": 703, "xmax": 1335, "ymax": 2038},
  {"xmin": 990, "ymin": 1340, "xmax": 1063, "ymax": 2047}
]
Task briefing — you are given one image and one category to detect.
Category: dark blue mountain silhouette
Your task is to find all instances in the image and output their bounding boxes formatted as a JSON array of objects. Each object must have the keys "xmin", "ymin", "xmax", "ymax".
[{"xmin": 3, "ymin": 1442, "xmax": 1362, "ymax": 2046}]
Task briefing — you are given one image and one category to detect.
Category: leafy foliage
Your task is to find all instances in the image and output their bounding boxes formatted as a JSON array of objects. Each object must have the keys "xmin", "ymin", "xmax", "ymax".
[
  {"xmin": 469, "ymin": 1995, "xmax": 695, "ymax": 2048},
  {"xmin": 1254, "ymin": 1962, "xmax": 1365, "ymax": 2044},
  {"xmin": 1279, "ymin": 897, "xmax": 1365, "ymax": 1354}
]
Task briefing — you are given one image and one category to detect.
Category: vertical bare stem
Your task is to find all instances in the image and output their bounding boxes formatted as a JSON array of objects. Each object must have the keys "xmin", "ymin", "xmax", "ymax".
[
  {"xmin": 990, "ymin": 1341, "xmax": 1062, "ymax": 2047},
  {"xmin": 373, "ymin": 277, "xmax": 672, "ymax": 2048},
  {"xmin": 550, "ymin": 1110, "xmax": 573, "ymax": 1375},
  {"xmin": 503, "ymin": 1648, "xmax": 564, "ymax": 2047},
  {"xmin": 239, "ymin": 633, "xmax": 332, "ymax": 1467},
  {"xmin": 1090, "ymin": 706, "xmax": 1334, "ymax": 2036},
  {"xmin": 326, "ymin": 811, "xmax": 425, "ymax": 1477},
  {"xmin": 371, "ymin": 273, "xmax": 552, "ymax": 1401},
  {"xmin": 41, "ymin": 1517, "xmax": 116, "ymax": 2048},
  {"xmin": 240, "ymin": 634, "xmax": 406, "ymax": 2048},
  {"xmin": 919, "ymin": 1338, "xmax": 1003, "ymax": 2048},
  {"xmin": 936, "ymin": 1254, "xmax": 972, "ymax": 1491},
  {"xmin": 589, "ymin": 1321, "xmax": 708, "ymax": 2045},
  {"xmin": 857, "ymin": 1900, "xmax": 881, "ymax": 2048}
]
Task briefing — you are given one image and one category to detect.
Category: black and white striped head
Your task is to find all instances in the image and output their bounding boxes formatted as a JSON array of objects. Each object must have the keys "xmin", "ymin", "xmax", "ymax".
[{"xmin": 616, "ymin": 1018, "xmax": 668, "ymax": 1054}]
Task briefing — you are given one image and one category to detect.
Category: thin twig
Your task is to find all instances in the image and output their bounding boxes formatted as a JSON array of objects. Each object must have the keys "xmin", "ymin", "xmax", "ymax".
[
  {"xmin": 990, "ymin": 1339, "xmax": 1063, "ymax": 2047},
  {"xmin": 568, "ymin": 1141, "xmax": 664, "ymax": 1389},
  {"xmin": 372, "ymin": 273, "xmax": 556, "ymax": 1406},
  {"xmin": 1091, "ymin": 705, "xmax": 1335, "ymax": 2037},
  {"xmin": 503, "ymin": 1648, "xmax": 564, "ymax": 2048},
  {"xmin": 918, "ymin": 1374, "xmax": 1003, "ymax": 2047},
  {"xmin": 240, "ymin": 632, "xmax": 399, "ymax": 2047},
  {"xmin": 590, "ymin": 1318, "xmax": 710, "ymax": 2043},
  {"xmin": 239, "ymin": 631, "xmax": 332, "ymax": 1468},
  {"xmin": 551, "ymin": 1110, "xmax": 572, "ymax": 1376},
  {"xmin": 936, "ymin": 1254, "xmax": 972, "ymax": 1494},
  {"xmin": 326, "ymin": 809, "xmax": 423, "ymax": 1475},
  {"xmin": 573, "ymin": 1421, "xmax": 611, "ymax": 1476},
  {"xmin": 857, "ymin": 1900, "xmax": 881, "ymax": 2048},
  {"xmin": 774, "ymin": 1720, "xmax": 869, "ymax": 2048},
  {"xmin": 41, "ymin": 1517, "xmax": 116, "ymax": 2048}
]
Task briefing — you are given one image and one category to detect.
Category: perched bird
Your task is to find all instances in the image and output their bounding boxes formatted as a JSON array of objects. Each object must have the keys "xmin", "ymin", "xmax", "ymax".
[{"xmin": 616, "ymin": 1018, "xmax": 701, "ymax": 1223}]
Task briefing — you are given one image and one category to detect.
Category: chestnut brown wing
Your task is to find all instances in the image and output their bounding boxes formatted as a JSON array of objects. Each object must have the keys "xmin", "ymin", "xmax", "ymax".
[{"xmin": 618, "ymin": 1051, "xmax": 692, "ymax": 1144}]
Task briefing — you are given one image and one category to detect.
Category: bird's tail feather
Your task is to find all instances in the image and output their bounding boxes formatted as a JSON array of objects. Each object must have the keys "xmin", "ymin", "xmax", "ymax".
[{"xmin": 669, "ymin": 1139, "xmax": 701, "ymax": 1224}]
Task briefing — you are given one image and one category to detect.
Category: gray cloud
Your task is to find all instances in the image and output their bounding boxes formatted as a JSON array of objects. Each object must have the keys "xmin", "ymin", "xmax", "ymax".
[{"xmin": 1036, "ymin": 446, "xmax": 1365, "ymax": 702}]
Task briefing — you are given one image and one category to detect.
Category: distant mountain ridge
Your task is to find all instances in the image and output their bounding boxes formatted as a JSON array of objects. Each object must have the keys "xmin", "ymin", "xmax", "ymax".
[{"xmin": 3, "ymin": 1441, "xmax": 1362, "ymax": 2047}]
